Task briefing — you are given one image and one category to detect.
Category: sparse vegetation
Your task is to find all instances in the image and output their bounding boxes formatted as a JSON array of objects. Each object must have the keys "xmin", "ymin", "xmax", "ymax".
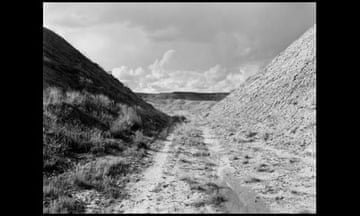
[
  {"xmin": 44, "ymin": 196, "xmax": 86, "ymax": 214},
  {"xmin": 133, "ymin": 130, "xmax": 151, "ymax": 149},
  {"xmin": 43, "ymin": 173, "xmax": 80, "ymax": 213},
  {"xmin": 110, "ymin": 105, "xmax": 143, "ymax": 139},
  {"xmin": 43, "ymin": 87, "xmax": 170, "ymax": 175},
  {"xmin": 71, "ymin": 157, "xmax": 133, "ymax": 199},
  {"xmin": 43, "ymin": 87, "xmax": 174, "ymax": 213}
]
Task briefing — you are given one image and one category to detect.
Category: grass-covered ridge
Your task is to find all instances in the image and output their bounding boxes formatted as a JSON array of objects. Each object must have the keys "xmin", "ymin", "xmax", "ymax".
[
  {"xmin": 43, "ymin": 87, "xmax": 170, "ymax": 175},
  {"xmin": 43, "ymin": 27, "xmax": 182, "ymax": 213},
  {"xmin": 43, "ymin": 87, "xmax": 177, "ymax": 213}
]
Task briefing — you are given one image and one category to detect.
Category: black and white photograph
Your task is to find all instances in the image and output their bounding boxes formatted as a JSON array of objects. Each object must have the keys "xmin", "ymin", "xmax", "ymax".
[{"xmin": 43, "ymin": 2, "xmax": 316, "ymax": 214}]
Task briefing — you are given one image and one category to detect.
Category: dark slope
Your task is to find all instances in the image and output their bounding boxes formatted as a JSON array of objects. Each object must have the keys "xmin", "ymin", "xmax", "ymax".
[
  {"xmin": 43, "ymin": 27, "xmax": 170, "ymax": 134},
  {"xmin": 43, "ymin": 27, "xmax": 160, "ymax": 110},
  {"xmin": 42, "ymin": 27, "xmax": 173, "ymax": 176}
]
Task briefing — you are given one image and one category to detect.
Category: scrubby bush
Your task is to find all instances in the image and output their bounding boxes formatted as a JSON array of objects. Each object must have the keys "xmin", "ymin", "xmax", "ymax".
[
  {"xmin": 133, "ymin": 130, "xmax": 150, "ymax": 149},
  {"xmin": 110, "ymin": 105, "xmax": 143, "ymax": 139},
  {"xmin": 71, "ymin": 158, "xmax": 132, "ymax": 199},
  {"xmin": 43, "ymin": 155, "xmax": 72, "ymax": 174},
  {"xmin": 43, "ymin": 87, "xmax": 66, "ymax": 105},
  {"xmin": 43, "ymin": 182, "xmax": 61, "ymax": 200},
  {"xmin": 44, "ymin": 196, "xmax": 85, "ymax": 214},
  {"xmin": 106, "ymin": 161, "xmax": 131, "ymax": 178},
  {"xmin": 172, "ymin": 115, "xmax": 187, "ymax": 123},
  {"xmin": 43, "ymin": 173, "xmax": 77, "ymax": 212},
  {"xmin": 73, "ymin": 158, "xmax": 130, "ymax": 189}
]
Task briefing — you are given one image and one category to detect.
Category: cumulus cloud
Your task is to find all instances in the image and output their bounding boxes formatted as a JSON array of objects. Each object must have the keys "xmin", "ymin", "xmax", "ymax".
[
  {"xmin": 112, "ymin": 66, "xmax": 146, "ymax": 81},
  {"xmin": 148, "ymin": 49, "xmax": 175, "ymax": 79},
  {"xmin": 111, "ymin": 49, "xmax": 259, "ymax": 93}
]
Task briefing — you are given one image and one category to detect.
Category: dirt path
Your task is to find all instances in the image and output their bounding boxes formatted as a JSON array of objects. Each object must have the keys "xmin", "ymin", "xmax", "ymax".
[
  {"xmin": 104, "ymin": 121, "xmax": 270, "ymax": 213},
  {"xmin": 108, "ymin": 133, "xmax": 179, "ymax": 213},
  {"xmin": 107, "ymin": 125, "xmax": 217, "ymax": 213}
]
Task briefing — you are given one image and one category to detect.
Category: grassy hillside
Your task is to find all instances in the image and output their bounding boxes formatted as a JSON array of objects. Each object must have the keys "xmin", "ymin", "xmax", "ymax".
[{"xmin": 43, "ymin": 27, "xmax": 178, "ymax": 213}]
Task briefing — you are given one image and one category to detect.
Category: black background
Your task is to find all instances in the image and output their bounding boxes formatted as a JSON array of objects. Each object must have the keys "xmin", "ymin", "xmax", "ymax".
[{"xmin": 3, "ymin": 0, "xmax": 339, "ymax": 215}]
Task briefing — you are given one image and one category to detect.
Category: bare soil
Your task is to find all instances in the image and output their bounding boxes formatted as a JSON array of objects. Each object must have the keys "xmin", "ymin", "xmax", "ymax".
[{"xmin": 102, "ymin": 112, "xmax": 271, "ymax": 213}]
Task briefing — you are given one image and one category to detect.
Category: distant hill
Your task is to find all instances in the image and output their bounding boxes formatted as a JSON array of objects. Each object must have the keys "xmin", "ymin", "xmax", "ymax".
[
  {"xmin": 136, "ymin": 92, "xmax": 229, "ymax": 101},
  {"xmin": 137, "ymin": 92, "xmax": 228, "ymax": 121}
]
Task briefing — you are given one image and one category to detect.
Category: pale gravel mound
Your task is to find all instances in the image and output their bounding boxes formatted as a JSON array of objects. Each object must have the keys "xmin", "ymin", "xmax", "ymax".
[
  {"xmin": 209, "ymin": 25, "xmax": 315, "ymax": 156},
  {"xmin": 207, "ymin": 26, "xmax": 316, "ymax": 213}
]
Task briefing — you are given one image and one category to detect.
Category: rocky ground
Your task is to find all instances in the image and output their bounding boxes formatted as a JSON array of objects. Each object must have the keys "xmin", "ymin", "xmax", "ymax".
[
  {"xmin": 105, "ymin": 115, "xmax": 270, "ymax": 213},
  {"xmin": 204, "ymin": 119, "xmax": 315, "ymax": 213}
]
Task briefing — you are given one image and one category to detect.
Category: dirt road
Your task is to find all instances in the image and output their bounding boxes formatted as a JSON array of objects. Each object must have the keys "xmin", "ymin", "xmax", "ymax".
[
  {"xmin": 106, "ymin": 120, "xmax": 269, "ymax": 213},
  {"xmin": 73, "ymin": 107, "xmax": 314, "ymax": 213}
]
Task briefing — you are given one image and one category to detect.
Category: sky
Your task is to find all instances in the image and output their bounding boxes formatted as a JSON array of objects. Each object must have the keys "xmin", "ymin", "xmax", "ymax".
[{"xmin": 43, "ymin": 3, "xmax": 316, "ymax": 93}]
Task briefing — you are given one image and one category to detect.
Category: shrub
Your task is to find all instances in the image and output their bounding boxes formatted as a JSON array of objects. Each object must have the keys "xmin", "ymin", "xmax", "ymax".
[
  {"xmin": 120, "ymin": 105, "xmax": 142, "ymax": 126},
  {"xmin": 209, "ymin": 195, "xmax": 227, "ymax": 205},
  {"xmin": 72, "ymin": 164, "xmax": 97, "ymax": 190},
  {"xmin": 43, "ymin": 182, "xmax": 61, "ymax": 200},
  {"xmin": 90, "ymin": 142, "xmax": 106, "ymax": 156},
  {"xmin": 106, "ymin": 161, "xmax": 131, "ymax": 178},
  {"xmin": 43, "ymin": 155, "xmax": 72, "ymax": 174},
  {"xmin": 69, "ymin": 158, "xmax": 132, "ymax": 200},
  {"xmin": 43, "ymin": 173, "xmax": 75, "ymax": 212},
  {"xmin": 46, "ymin": 126, "xmax": 93, "ymax": 155},
  {"xmin": 65, "ymin": 91, "xmax": 84, "ymax": 105},
  {"xmin": 72, "ymin": 158, "xmax": 131, "ymax": 190},
  {"xmin": 110, "ymin": 119, "xmax": 129, "ymax": 139},
  {"xmin": 110, "ymin": 105, "xmax": 143, "ymax": 139},
  {"xmin": 133, "ymin": 130, "xmax": 149, "ymax": 149},
  {"xmin": 90, "ymin": 140, "xmax": 126, "ymax": 156},
  {"xmin": 172, "ymin": 115, "xmax": 187, "ymax": 123},
  {"xmin": 93, "ymin": 94, "xmax": 112, "ymax": 107},
  {"xmin": 101, "ymin": 175, "xmax": 123, "ymax": 199},
  {"xmin": 44, "ymin": 196, "xmax": 85, "ymax": 214},
  {"xmin": 43, "ymin": 87, "xmax": 65, "ymax": 105}
]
